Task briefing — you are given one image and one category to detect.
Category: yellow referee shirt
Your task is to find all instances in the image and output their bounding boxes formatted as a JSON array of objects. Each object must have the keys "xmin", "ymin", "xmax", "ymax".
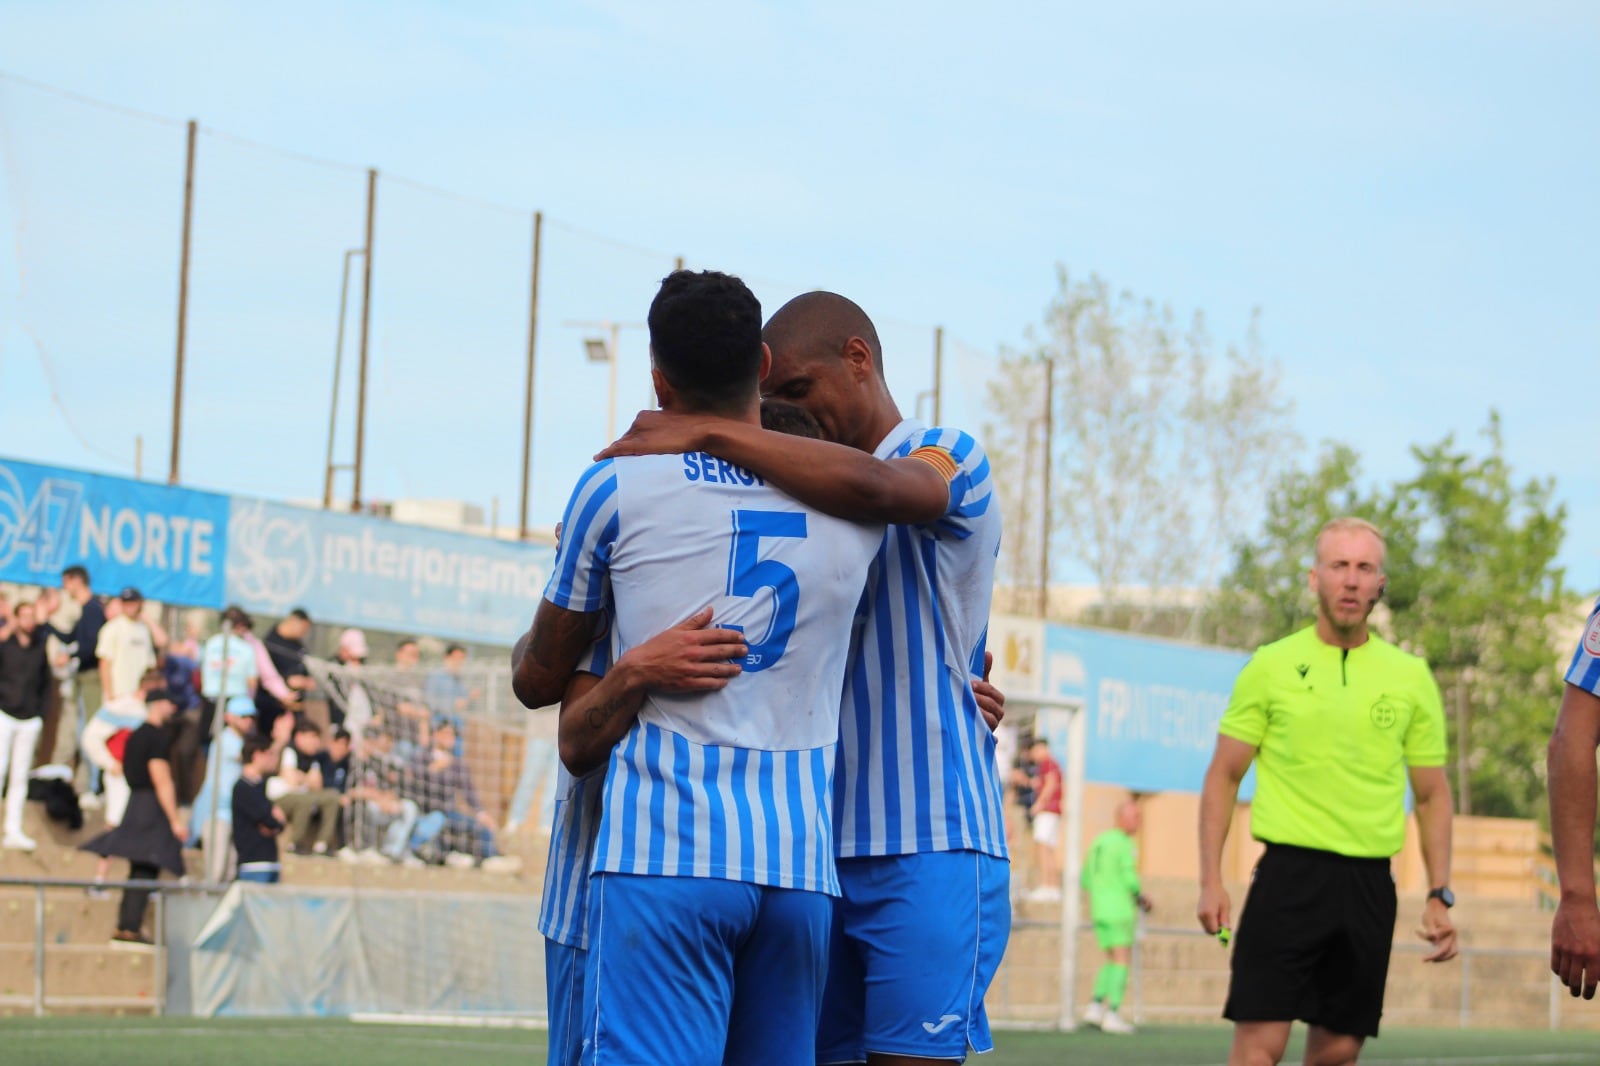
[{"xmin": 1218, "ymin": 626, "xmax": 1447, "ymax": 859}]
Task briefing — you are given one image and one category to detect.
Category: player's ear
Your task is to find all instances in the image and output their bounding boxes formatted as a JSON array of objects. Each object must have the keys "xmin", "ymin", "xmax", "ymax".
[
  {"xmin": 758, "ymin": 343, "xmax": 772, "ymax": 384},
  {"xmin": 842, "ymin": 336, "xmax": 874, "ymax": 381},
  {"xmin": 651, "ymin": 365, "xmax": 674, "ymax": 408}
]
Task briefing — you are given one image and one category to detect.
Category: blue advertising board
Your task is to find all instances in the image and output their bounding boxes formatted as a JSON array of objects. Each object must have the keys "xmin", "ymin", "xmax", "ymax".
[
  {"xmin": 224, "ymin": 498, "xmax": 555, "ymax": 647},
  {"xmin": 1036, "ymin": 623, "xmax": 1253, "ymax": 795},
  {"xmin": 0, "ymin": 457, "xmax": 229, "ymax": 606}
]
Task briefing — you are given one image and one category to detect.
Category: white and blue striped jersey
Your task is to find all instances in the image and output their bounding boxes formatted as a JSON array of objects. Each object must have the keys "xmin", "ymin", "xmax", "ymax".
[
  {"xmin": 545, "ymin": 451, "xmax": 882, "ymax": 895},
  {"xmin": 1568, "ymin": 597, "xmax": 1600, "ymax": 697},
  {"xmin": 835, "ymin": 420, "xmax": 1007, "ymax": 861},
  {"xmin": 538, "ymin": 629, "xmax": 612, "ymax": 950}
]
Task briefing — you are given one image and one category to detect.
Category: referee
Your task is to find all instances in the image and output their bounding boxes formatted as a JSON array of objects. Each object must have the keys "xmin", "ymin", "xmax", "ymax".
[{"xmin": 1197, "ymin": 517, "xmax": 1457, "ymax": 1066}]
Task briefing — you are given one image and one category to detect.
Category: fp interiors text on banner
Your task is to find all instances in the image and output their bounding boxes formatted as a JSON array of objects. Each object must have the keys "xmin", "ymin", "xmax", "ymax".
[
  {"xmin": 224, "ymin": 498, "xmax": 554, "ymax": 646},
  {"xmin": 0, "ymin": 456, "xmax": 228, "ymax": 607}
]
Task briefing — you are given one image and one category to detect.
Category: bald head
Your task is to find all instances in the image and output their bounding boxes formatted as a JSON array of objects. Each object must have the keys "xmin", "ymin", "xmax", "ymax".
[
  {"xmin": 1115, "ymin": 799, "xmax": 1142, "ymax": 835},
  {"xmin": 762, "ymin": 291, "xmax": 884, "ymax": 374}
]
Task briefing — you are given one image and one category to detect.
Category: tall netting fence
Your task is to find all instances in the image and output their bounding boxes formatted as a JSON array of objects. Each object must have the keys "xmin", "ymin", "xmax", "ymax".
[
  {"xmin": 0, "ymin": 74, "xmax": 1028, "ymax": 540},
  {"xmin": 304, "ymin": 657, "xmax": 557, "ymax": 870}
]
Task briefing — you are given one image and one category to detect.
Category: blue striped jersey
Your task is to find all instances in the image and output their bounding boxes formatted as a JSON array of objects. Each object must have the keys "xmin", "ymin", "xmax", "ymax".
[
  {"xmin": 538, "ymin": 628, "xmax": 612, "ymax": 949},
  {"xmin": 835, "ymin": 420, "xmax": 1007, "ymax": 860},
  {"xmin": 544, "ymin": 451, "xmax": 881, "ymax": 894},
  {"xmin": 1568, "ymin": 597, "xmax": 1600, "ymax": 696}
]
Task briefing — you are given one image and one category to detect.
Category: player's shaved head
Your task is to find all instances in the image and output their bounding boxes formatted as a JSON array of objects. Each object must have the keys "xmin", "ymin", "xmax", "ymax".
[
  {"xmin": 762, "ymin": 291, "xmax": 884, "ymax": 374},
  {"xmin": 1116, "ymin": 799, "xmax": 1142, "ymax": 834}
]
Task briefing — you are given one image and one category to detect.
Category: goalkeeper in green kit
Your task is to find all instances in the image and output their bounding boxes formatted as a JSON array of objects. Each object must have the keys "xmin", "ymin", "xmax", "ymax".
[{"xmin": 1081, "ymin": 800, "xmax": 1152, "ymax": 1035}]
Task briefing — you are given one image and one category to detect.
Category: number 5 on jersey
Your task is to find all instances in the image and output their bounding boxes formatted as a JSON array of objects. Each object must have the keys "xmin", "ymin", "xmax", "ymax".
[{"xmin": 724, "ymin": 509, "xmax": 806, "ymax": 672}]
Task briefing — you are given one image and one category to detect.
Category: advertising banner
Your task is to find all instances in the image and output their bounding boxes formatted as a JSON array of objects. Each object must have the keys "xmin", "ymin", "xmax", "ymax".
[
  {"xmin": 224, "ymin": 498, "xmax": 555, "ymax": 646},
  {"xmin": 1038, "ymin": 623, "xmax": 1251, "ymax": 795},
  {"xmin": 0, "ymin": 457, "xmax": 229, "ymax": 606}
]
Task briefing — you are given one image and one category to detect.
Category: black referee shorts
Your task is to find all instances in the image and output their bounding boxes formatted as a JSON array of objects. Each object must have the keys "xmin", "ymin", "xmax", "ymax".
[{"xmin": 1223, "ymin": 842, "xmax": 1398, "ymax": 1038}]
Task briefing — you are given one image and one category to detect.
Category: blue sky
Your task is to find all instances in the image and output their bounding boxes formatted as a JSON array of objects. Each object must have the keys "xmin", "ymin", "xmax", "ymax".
[{"xmin": 0, "ymin": 1, "xmax": 1595, "ymax": 590}]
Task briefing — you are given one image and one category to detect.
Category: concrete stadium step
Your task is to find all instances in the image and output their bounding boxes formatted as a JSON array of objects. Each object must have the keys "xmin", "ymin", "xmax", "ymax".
[
  {"xmin": 0, "ymin": 890, "xmax": 125, "ymax": 945},
  {"xmin": 0, "ymin": 942, "xmax": 161, "ymax": 1014}
]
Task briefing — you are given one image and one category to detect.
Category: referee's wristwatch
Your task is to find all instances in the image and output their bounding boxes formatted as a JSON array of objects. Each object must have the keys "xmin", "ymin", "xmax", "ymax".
[{"xmin": 1427, "ymin": 886, "xmax": 1455, "ymax": 908}]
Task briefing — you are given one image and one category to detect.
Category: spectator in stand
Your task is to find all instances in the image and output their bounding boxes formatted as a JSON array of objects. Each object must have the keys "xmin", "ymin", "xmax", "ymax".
[
  {"xmin": 81, "ymin": 688, "xmax": 185, "ymax": 947},
  {"xmin": 389, "ymin": 638, "xmax": 430, "ymax": 758},
  {"xmin": 341, "ymin": 725, "xmax": 419, "ymax": 864},
  {"xmin": 334, "ymin": 629, "xmax": 373, "ymax": 734},
  {"xmin": 408, "ymin": 719, "xmax": 510, "ymax": 869},
  {"xmin": 36, "ymin": 566, "xmax": 108, "ymax": 784},
  {"xmin": 188, "ymin": 696, "xmax": 262, "ymax": 883},
  {"xmin": 256, "ymin": 609, "xmax": 315, "ymax": 738},
  {"xmin": 1028, "ymin": 736, "xmax": 1064, "ymax": 902},
  {"xmin": 169, "ymin": 611, "xmax": 204, "ymax": 661},
  {"xmin": 183, "ymin": 606, "xmax": 260, "ymax": 805},
  {"xmin": 270, "ymin": 717, "xmax": 342, "ymax": 855},
  {"xmin": 82, "ymin": 668, "xmax": 167, "ymax": 887},
  {"xmin": 0, "ymin": 598, "xmax": 52, "ymax": 852},
  {"xmin": 159, "ymin": 649, "xmax": 201, "ymax": 715},
  {"xmin": 96, "ymin": 588, "xmax": 160, "ymax": 703},
  {"xmin": 430, "ymin": 645, "xmax": 477, "ymax": 761},
  {"xmin": 425, "ymin": 645, "xmax": 479, "ymax": 740},
  {"xmin": 233, "ymin": 736, "xmax": 287, "ymax": 884},
  {"xmin": 326, "ymin": 727, "xmax": 352, "ymax": 794}
]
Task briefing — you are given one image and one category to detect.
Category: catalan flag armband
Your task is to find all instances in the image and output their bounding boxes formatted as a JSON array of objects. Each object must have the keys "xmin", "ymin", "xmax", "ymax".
[{"xmin": 906, "ymin": 445, "xmax": 959, "ymax": 483}]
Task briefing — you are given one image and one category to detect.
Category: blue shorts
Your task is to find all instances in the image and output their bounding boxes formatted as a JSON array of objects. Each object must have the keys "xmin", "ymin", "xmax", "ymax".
[
  {"xmin": 584, "ymin": 872, "xmax": 831, "ymax": 1065},
  {"xmin": 817, "ymin": 851, "xmax": 1011, "ymax": 1064},
  {"xmin": 545, "ymin": 939, "xmax": 586, "ymax": 1066}
]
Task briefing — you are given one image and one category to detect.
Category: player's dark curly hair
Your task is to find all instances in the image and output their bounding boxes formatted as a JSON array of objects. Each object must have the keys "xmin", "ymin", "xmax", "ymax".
[{"xmin": 647, "ymin": 270, "xmax": 763, "ymax": 415}]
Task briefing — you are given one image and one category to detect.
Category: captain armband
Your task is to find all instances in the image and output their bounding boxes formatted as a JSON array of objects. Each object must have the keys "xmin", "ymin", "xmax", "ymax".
[{"xmin": 906, "ymin": 446, "xmax": 959, "ymax": 483}]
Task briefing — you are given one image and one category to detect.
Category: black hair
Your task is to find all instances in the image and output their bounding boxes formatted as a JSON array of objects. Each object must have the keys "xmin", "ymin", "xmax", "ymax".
[
  {"xmin": 445, "ymin": 644, "xmax": 466, "ymax": 657},
  {"xmin": 222, "ymin": 605, "xmax": 254, "ymax": 631},
  {"xmin": 62, "ymin": 565, "xmax": 89, "ymax": 584},
  {"xmin": 292, "ymin": 715, "xmax": 321, "ymax": 737},
  {"xmin": 759, "ymin": 399, "xmax": 823, "ymax": 439},
  {"xmin": 241, "ymin": 736, "xmax": 275, "ymax": 764},
  {"xmin": 288, "ymin": 608, "xmax": 311, "ymax": 623},
  {"xmin": 647, "ymin": 270, "xmax": 763, "ymax": 415},
  {"xmin": 331, "ymin": 726, "xmax": 351, "ymax": 743}
]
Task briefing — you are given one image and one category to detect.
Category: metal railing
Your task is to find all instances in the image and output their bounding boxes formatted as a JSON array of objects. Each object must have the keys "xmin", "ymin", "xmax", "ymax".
[{"xmin": 0, "ymin": 875, "xmax": 228, "ymax": 1017}]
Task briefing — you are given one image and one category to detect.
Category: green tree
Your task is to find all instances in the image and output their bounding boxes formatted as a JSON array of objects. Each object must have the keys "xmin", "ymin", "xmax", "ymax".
[
  {"xmin": 1386, "ymin": 413, "xmax": 1568, "ymax": 816},
  {"xmin": 1210, "ymin": 414, "xmax": 1569, "ymax": 817},
  {"xmin": 983, "ymin": 267, "xmax": 1297, "ymax": 632}
]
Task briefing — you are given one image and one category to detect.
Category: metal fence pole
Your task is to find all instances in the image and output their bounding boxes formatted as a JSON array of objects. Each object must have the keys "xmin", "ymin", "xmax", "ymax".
[
  {"xmin": 33, "ymin": 884, "xmax": 45, "ymax": 1016},
  {"xmin": 155, "ymin": 892, "xmax": 167, "ymax": 1016},
  {"xmin": 1131, "ymin": 929, "xmax": 1144, "ymax": 1023}
]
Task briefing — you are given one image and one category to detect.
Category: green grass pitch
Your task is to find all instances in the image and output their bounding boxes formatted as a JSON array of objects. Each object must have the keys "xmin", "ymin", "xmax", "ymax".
[{"xmin": 2, "ymin": 1017, "xmax": 1596, "ymax": 1065}]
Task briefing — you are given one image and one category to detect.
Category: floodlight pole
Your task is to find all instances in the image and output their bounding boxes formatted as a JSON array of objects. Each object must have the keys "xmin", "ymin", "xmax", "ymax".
[
  {"xmin": 1037, "ymin": 356, "xmax": 1055, "ymax": 617},
  {"xmin": 932, "ymin": 326, "xmax": 944, "ymax": 425},
  {"xmin": 323, "ymin": 247, "xmax": 365, "ymax": 509},
  {"xmin": 169, "ymin": 119, "xmax": 197, "ymax": 486},
  {"xmin": 606, "ymin": 321, "xmax": 621, "ymax": 443},
  {"xmin": 352, "ymin": 167, "xmax": 377, "ymax": 513},
  {"xmin": 567, "ymin": 319, "xmax": 644, "ymax": 445},
  {"xmin": 518, "ymin": 211, "xmax": 544, "ymax": 540}
]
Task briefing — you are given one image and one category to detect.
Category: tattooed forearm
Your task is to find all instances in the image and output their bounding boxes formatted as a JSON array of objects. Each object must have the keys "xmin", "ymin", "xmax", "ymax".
[
  {"xmin": 513, "ymin": 600, "xmax": 602, "ymax": 709},
  {"xmin": 585, "ymin": 692, "xmax": 632, "ymax": 734}
]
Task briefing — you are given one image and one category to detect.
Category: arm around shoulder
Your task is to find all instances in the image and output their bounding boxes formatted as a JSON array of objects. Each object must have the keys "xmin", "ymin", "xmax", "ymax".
[{"xmin": 698, "ymin": 421, "xmax": 951, "ymax": 526}]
